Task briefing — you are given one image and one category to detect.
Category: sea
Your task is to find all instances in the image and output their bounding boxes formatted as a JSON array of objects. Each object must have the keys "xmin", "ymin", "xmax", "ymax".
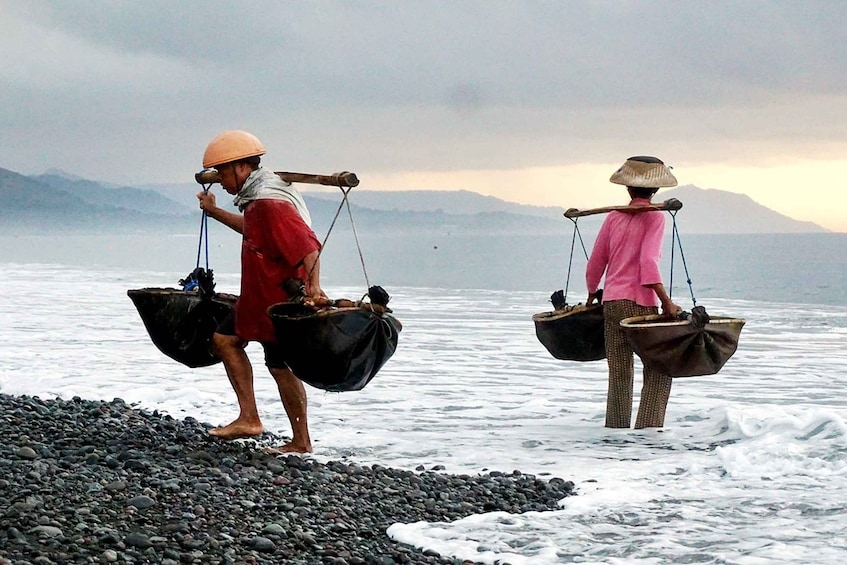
[{"xmin": 1, "ymin": 230, "xmax": 846, "ymax": 564}]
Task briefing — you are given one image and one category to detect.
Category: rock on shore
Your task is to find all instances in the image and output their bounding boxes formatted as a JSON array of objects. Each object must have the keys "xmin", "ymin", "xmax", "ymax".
[{"xmin": 0, "ymin": 393, "xmax": 574, "ymax": 564}]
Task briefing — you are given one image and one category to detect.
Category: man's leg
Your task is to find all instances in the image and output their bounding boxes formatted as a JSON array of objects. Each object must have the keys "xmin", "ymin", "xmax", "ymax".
[
  {"xmin": 208, "ymin": 332, "xmax": 264, "ymax": 439},
  {"xmin": 267, "ymin": 366, "xmax": 312, "ymax": 454}
]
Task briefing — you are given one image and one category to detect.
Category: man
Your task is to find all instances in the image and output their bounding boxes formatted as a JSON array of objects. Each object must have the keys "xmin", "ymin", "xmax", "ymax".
[
  {"xmin": 197, "ymin": 130, "xmax": 324, "ymax": 453},
  {"xmin": 586, "ymin": 156, "xmax": 683, "ymax": 429}
]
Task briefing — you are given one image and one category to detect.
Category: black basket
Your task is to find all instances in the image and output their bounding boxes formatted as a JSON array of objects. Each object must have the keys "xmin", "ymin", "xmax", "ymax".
[
  {"xmin": 620, "ymin": 313, "xmax": 745, "ymax": 377},
  {"xmin": 127, "ymin": 288, "xmax": 236, "ymax": 368},
  {"xmin": 533, "ymin": 305, "xmax": 606, "ymax": 362},
  {"xmin": 268, "ymin": 302, "xmax": 402, "ymax": 392}
]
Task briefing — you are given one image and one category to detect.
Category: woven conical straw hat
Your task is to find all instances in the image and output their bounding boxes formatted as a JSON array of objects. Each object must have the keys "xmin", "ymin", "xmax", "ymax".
[{"xmin": 609, "ymin": 156, "xmax": 677, "ymax": 188}]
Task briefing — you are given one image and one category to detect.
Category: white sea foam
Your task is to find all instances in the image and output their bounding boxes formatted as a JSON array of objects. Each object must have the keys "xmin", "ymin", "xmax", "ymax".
[{"xmin": 2, "ymin": 261, "xmax": 847, "ymax": 563}]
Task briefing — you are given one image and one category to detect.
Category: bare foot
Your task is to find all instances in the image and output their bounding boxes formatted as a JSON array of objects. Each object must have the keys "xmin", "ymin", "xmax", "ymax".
[
  {"xmin": 208, "ymin": 421, "xmax": 263, "ymax": 440},
  {"xmin": 264, "ymin": 441, "xmax": 313, "ymax": 455}
]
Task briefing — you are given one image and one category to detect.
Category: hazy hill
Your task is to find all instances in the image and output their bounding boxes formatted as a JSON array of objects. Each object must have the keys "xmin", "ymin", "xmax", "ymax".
[
  {"xmin": 0, "ymin": 167, "xmax": 194, "ymax": 233},
  {"xmin": 305, "ymin": 185, "xmax": 828, "ymax": 234},
  {"xmin": 1, "ymin": 166, "xmax": 837, "ymax": 293},
  {"xmin": 130, "ymin": 181, "xmax": 199, "ymax": 213},
  {"xmin": 661, "ymin": 185, "xmax": 825, "ymax": 234},
  {"xmin": 136, "ymin": 175, "xmax": 827, "ymax": 234},
  {"xmin": 35, "ymin": 173, "xmax": 189, "ymax": 217},
  {"xmin": 0, "ymin": 166, "xmax": 828, "ymax": 235},
  {"xmin": 304, "ymin": 188, "xmax": 565, "ymax": 220}
]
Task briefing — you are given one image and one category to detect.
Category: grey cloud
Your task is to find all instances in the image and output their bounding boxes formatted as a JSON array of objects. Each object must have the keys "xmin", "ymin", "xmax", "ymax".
[
  {"xmin": 10, "ymin": 1, "xmax": 845, "ymax": 104},
  {"xmin": 1, "ymin": 0, "xmax": 846, "ymax": 182}
]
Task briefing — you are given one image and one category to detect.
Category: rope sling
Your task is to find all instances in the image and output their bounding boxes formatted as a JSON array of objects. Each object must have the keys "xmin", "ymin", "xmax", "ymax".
[
  {"xmin": 533, "ymin": 199, "xmax": 745, "ymax": 376},
  {"xmin": 127, "ymin": 181, "xmax": 235, "ymax": 368},
  {"xmin": 179, "ymin": 184, "xmax": 216, "ymax": 296},
  {"xmin": 267, "ymin": 178, "xmax": 402, "ymax": 392},
  {"xmin": 531, "ymin": 214, "xmax": 606, "ymax": 361}
]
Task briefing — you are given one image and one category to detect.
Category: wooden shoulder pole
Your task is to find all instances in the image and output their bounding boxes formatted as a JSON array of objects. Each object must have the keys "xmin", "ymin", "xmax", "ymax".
[
  {"xmin": 275, "ymin": 171, "xmax": 360, "ymax": 188},
  {"xmin": 195, "ymin": 169, "xmax": 360, "ymax": 188},
  {"xmin": 564, "ymin": 198, "xmax": 683, "ymax": 218}
]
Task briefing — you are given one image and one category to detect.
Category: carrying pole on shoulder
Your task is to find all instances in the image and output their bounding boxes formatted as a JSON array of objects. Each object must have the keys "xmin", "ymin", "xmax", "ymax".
[
  {"xmin": 194, "ymin": 169, "xmax": 359, "ymax": 188},
  {"xmin": 274, "ymin": 171, "xmax": 359, "ymax": 187},
  {"xmin": 564, "ymin": 198, "xmax": 682, "ymax": 218}
]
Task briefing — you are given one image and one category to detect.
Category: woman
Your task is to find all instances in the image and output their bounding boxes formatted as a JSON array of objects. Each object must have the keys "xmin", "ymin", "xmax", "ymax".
[{"xmin": 586, "ymin": 156, "xmax": 683, "ymax": 429}]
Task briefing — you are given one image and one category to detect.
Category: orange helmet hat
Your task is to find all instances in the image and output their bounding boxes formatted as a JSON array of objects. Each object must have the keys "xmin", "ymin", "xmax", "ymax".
[{"xmin": 202, "ymin": 130, "xmax": 266, "ymax": 169}]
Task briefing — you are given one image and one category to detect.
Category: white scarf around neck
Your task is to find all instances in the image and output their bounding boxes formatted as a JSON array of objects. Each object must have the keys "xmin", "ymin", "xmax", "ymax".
[{"xmin": 232, "ymin": 166, "xmax": 312, "ymax": 226}]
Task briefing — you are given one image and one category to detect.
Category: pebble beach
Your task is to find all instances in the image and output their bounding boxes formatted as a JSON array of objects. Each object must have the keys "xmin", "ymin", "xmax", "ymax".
[{"xmin": 0, "ymin": 394, "xmax": 575, "ymax": 564}]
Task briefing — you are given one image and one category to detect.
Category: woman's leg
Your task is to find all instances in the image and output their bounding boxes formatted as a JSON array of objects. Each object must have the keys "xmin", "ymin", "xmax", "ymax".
[
  {"xmin": 635, "ymin": 365, "xmax": 673, "ymax": 429},
  {"xmin": 603, "ymin": 301, "xmax": 636, "ymax": 428}
]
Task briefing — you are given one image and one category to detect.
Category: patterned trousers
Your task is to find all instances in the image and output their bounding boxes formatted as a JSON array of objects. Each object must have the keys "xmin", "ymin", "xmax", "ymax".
[{"xmin": 603, "ymin": 300, "xmax": 673, "ymax": 429}]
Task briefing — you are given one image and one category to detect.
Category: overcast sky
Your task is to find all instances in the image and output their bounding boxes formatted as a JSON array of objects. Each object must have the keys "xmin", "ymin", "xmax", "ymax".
[{"xmin": 2, "ymin": 1, "xmax": 845, "ymax": 230}]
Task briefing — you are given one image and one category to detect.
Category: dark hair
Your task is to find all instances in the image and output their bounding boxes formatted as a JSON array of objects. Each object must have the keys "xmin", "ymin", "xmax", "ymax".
[
  {"xmin": 627, "ymin": 187, "xmax": 658, "ymax": 199},
  {"xmin": 241, "ymin": 155, "xmax": 261, "ymax": 170},
  {"xmin": 627, "ymin": 155, "xmax": 664, "ymax": 164}
]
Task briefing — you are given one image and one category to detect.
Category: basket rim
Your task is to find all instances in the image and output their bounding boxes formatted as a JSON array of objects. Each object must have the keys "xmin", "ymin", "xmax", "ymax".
[
  {"xmin": 268, "ymin": 303, "xmax": 385, "ymax": 319},
  {"xmin": 127, "ymin": 287, "xmax": 237, "ymax": 301},
  {"xmin": 620, "ymin": 314, "xmax": 746, "ymax": 328},
  {"xmin": 532, "ymin": 304, "xmax": 603, "ymax": 322}
]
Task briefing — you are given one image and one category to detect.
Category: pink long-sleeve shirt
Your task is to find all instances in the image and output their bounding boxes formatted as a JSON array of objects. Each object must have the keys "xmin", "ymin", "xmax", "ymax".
[{"xmin": 585, "ymin": 198, "xmax": 665, "ymax": 307}]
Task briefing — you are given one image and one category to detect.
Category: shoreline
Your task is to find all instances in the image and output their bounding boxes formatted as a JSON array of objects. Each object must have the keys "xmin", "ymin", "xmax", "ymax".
[{"xmin": 0, "ymin": 393, "xmax": 575, "ymax": 564}]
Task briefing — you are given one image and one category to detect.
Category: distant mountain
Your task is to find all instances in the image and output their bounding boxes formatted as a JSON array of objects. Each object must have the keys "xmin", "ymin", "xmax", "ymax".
[
  {"xmin": 0, "ymin": 165, "xmax": 828, "ymax": 235},
  {"xmin": 134, "ymin": 182, "xmax": 569, "ymax": 233},
  {"xmin": 305, "ymin": 188, "xmax": 565, "ymax": 220},
  {"xmin": 131, "ymin": 181, "xmax": 200, "ymax": 213},
  {"xmin": 42, "ymin": 168, "xmax": 87, "ymax": 181},
  {"xmin": 305, "ymin": 185, "xmax": 828, "ymax": 234},
  {"xmin": 0, "ymin": 167, "xmax": 195, "ymax": 233},
  {"xmin": 34, "ymin": 174, "xmax": 190, "ymax": 217},
  {"xmin": 660, "ymin": 185, "xmax": 826, "ymax": 233}
]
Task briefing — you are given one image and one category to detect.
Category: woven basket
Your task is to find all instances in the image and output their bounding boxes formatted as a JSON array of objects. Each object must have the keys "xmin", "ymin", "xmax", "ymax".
[
  {"xmin": 620, "ymin": 314, "xmax": 745, "ymax": 377},
  {"xmin": 533, "ymin": 305, "xmax": 606, "ymax": 362}
]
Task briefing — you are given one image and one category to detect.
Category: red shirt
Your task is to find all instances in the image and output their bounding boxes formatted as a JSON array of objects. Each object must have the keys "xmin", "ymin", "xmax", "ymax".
[
  {"xmin": 585, "ymin": 198, "xmax": 665, "ymax": 307},
  {"xmin": 235, "ymin": 199, "xmax": 321, "ymax": 342}
]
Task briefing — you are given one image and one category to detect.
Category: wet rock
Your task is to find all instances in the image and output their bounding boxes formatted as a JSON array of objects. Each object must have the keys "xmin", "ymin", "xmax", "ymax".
[{"xmin": 0, "ymin": 393, "xmax": 575, "ymax": 565}]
